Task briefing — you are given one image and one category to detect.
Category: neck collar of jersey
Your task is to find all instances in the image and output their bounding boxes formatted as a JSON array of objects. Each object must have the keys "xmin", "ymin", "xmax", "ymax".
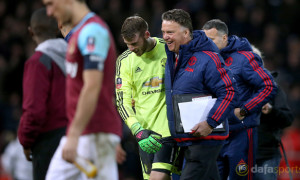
[
  {"xmin": 72, "ymin": 12, "xmax": 95, "ymax": 33},
  {"xmin": 141, "ymin": 37, "xmax": 159, "ymax": 59}
]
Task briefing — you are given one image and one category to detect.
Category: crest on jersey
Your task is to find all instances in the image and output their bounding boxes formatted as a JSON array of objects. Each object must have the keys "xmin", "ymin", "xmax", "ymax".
[
  {"xmin": 225, "ymin": 57, "xmax": 233, "ymax": 66},
  {"xmin": 188, "ymin": 56, "xmax": 197, "ymax": 66},
  {"xmin": 116, "ymin": 78, "xmax": 122, "ymax": 89},
  {"xmin": 87, "ymin": 36, "xmax": 95, "ymax": 52},
  {"xmin": 65, "ymin": 61, "xmax": 78, "ymax": 78}
]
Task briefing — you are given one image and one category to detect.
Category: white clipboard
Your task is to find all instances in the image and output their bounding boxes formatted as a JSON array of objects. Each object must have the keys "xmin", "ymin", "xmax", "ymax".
[
  {"xmin": 178, "ymin": 96, "xmax": 223, "ymax": 132},
  {"xmin": 172, "ymin": 94, "xmax": 226, "ymax": 134}
]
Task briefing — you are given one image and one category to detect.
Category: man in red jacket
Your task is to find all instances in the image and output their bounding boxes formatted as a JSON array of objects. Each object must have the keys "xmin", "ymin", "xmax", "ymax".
[{"xmin": 17, "ymin": 8, "xmax": 68, "ymax": 180}]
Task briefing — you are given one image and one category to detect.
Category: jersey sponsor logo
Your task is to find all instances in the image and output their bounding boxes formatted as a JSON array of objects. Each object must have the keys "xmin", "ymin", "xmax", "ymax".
[
  {"xmin": 143, "ymin": 77, "xmax": 163, "ymax": 88},
  {"xmin": 65, "ymin": 61, "xmax": 78, "ymax": 78},
  {"xmin": 116, "ymin": 77, "xmax": 122, "ymax": 89},
  {"xmin": 225, "ymin": 57, "xmax": 233, "ymax": 66},
  {"xmin": 87, "ymin": 36, "xmax": 95, "ymax": 52},
  {"xmin": 90, "ymin": 55, "xmax": 104, "ymax": 62},
  {"xmin": 142, "ymin": 88, "xmax": 165, "ymax": 95},
  {"xmin": 135, "ymin": 67, "xmax": 142, "ymax": 73},
  {"xmin": 235, "ymin": 159, "xmax": 248, "ymax": 176},
  {"xmin": 161, "ymin": 58, "xmax": 167, "ymax": 67}
]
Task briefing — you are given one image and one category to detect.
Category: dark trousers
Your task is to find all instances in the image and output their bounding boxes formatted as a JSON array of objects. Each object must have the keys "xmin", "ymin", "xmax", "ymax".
[
  {"xmin": 32, "ymin": 127, "xmax": 66, "ymax": 180},
  {"xmin": 217, "ymin": 128, "xmax": 257, "ymax": 180},
  {"xmin": 180, "ymin": 143, "xmax": 223, "ymax": 180},
  {"xmin": 255, "ymin": 155, "xmax": 281, "ymax": 180}
]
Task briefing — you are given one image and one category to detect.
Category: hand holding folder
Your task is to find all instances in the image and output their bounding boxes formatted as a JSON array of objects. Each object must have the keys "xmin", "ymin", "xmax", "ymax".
[
  {"xmin": 190, "ymin": 120, "xmax": 213, "ymax": 137},
  {"xmin": 172, "ymin": 94, "xmax": 225, "ymax": 134}
]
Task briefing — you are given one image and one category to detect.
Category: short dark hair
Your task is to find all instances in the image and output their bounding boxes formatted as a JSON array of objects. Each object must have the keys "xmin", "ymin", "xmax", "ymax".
[
  {"xmin": 161, "ymin": 9, "xmax": 193, "ymax": 35},
  {"xmin": 202, "ymin": 19, "xmax": 228, "ymax": 35},
  {"xmin": 121, "ymin": 16, "xmax": 148, "ymax": 40},
  {"xmin": 30, "ymin": 8, "xmax": 58, "ymax": 39}
]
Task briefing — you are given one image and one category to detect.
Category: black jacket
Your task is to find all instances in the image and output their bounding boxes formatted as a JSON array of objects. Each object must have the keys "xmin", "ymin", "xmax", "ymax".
[{"xmin": 257, "ymin": 72, "xmax": 294, "ymax": 160}]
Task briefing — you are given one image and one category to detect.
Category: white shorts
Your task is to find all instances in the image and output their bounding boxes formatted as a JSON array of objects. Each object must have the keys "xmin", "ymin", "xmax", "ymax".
[{"xmin": 46, "ymin": 132, "xmax": 120, "ymax": 180}]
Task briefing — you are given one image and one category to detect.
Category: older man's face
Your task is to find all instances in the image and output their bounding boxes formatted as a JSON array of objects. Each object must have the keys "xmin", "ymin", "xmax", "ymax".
[{"xmin": 161, "ymin": 20, "xmax": 190, "ymax": 54}]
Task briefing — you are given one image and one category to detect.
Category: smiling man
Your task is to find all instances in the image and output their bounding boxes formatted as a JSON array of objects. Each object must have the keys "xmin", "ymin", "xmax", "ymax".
[
  {"xmin": 161, "ymin": 9, "xmax": 238, "ymax": 180},
  {"xmin": 115, "ymin": 15, "xmax": 180, "ymax": 180}
]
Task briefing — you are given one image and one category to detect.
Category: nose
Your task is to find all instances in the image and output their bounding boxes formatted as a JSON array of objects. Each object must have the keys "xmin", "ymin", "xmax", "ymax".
[
  {"xmin": 163, "ymin": 33, "xmax": 168, "ymax": 41},
  {"xmin": 46, "ymin": 6, "xmax": 53, "ymax": 17}
]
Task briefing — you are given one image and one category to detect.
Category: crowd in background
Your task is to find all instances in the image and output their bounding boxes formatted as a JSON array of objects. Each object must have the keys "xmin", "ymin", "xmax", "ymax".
[{"xmin": 0, "ymin": 0, "xmax": 299, "ymax": 179}]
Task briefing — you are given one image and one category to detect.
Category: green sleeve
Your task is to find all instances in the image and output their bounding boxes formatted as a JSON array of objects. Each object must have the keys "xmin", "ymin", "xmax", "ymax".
[{"xmin": 115, "ymin": 52, "xmax": 138, "ymax": 129}]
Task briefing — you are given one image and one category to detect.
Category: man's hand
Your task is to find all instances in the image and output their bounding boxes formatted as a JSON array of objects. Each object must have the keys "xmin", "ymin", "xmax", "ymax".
[
  {"xmin": 191, "ymin": 121, "xmax": 213, "ymax": 137},
  {"xmin": 262, "ymin": 103, "xmax": 272, "ymax": 114},
  {"xmin": 131, "ymin": 123, "xmax": 162, "ymax": 153},
  {"xmin": 62, "ymin": 137, "xmax": 79, "ymax": 163},
  {"xmin": 234, "ymin": 108, "xmax": 245, "ymax": 120},
  {"xmin": 116, "ymin": 143, "xmax": 126, "ymax": 164},
  {"xmin": 23, "ymin": 148, "xmax": 32, "ymax": 161}
]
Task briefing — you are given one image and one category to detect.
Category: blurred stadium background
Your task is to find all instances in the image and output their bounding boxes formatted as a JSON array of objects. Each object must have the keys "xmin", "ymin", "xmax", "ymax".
[{"xmin": 0, "ymin": 0, "xmax": 299, "ymax": 179}]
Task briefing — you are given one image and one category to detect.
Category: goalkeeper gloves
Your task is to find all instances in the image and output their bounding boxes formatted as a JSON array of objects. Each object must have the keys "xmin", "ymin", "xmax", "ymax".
[{"xmin": 131, "ymin": 122, "xmax": 162, "ymax": 154}]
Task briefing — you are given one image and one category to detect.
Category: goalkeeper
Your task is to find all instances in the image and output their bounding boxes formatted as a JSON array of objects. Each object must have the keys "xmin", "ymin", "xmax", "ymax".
[{"xmin": 116, "ymin": 16, "xmax": 180, "ymax": 180}]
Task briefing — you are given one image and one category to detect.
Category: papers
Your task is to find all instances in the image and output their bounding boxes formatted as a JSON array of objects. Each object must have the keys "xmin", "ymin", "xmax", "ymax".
[{"xmin": 178, "ymin": 96, "xmax": 223, "ymax": 133}]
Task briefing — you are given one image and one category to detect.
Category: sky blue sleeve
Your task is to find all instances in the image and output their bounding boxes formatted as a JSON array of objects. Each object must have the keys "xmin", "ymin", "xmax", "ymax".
[{"xmin": 78, "ymin": 23, "xmax": 110, "ymax": 70}]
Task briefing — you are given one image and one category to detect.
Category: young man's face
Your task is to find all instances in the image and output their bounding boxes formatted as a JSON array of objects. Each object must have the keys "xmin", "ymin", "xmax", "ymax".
[
  {"xmin": 161, "ymin": 20, "xmax": 189, "ymax": 54},
  {"xmin": 43, "ymin": 0, "xmax": 72, "ymax": 25},
  {"xmin": 123, "ymin": 33, "xmax": 147, "ymax": 57},
  {"xmin": 203, "ymin": 28, "xmax": 227, "ymax": 50}
]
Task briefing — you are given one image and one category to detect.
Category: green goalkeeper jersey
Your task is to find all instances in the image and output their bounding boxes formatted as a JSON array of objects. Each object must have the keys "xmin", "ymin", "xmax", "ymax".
[{"xmin": 115, "ymin": 37, "xmax": 171, "ymax": 138}]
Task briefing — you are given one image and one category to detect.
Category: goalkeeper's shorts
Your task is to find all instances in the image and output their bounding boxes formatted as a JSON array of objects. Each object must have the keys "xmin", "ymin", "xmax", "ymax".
[{"xmin": 138, "ymin": 137, "xmax": 183, "ymax": 180}]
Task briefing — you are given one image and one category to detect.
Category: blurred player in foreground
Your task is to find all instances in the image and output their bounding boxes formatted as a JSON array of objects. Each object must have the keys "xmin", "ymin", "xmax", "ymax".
[{"xmin": 43, "ymin": 0, "xmax": 122, "ymax": 179}]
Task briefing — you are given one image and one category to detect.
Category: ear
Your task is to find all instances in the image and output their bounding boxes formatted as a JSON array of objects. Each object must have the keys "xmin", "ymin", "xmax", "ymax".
[
  {"xmin": 28, "ymin": 26, "xmax": 34, "ymax": 37},
  {"xmin": 144, "ymin": 31, "xmax": 150, "ymax": 39},
  {"xmin": 57, "ymin": 21, "xmax": 63, "ymax": 31},
  {"xmin": 184, "ymin": 28, "xmax": 190, "ymax": 38},
  {"xmin": 223, "ymin": 34, "xmax": 228, "ymax": 43}
]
